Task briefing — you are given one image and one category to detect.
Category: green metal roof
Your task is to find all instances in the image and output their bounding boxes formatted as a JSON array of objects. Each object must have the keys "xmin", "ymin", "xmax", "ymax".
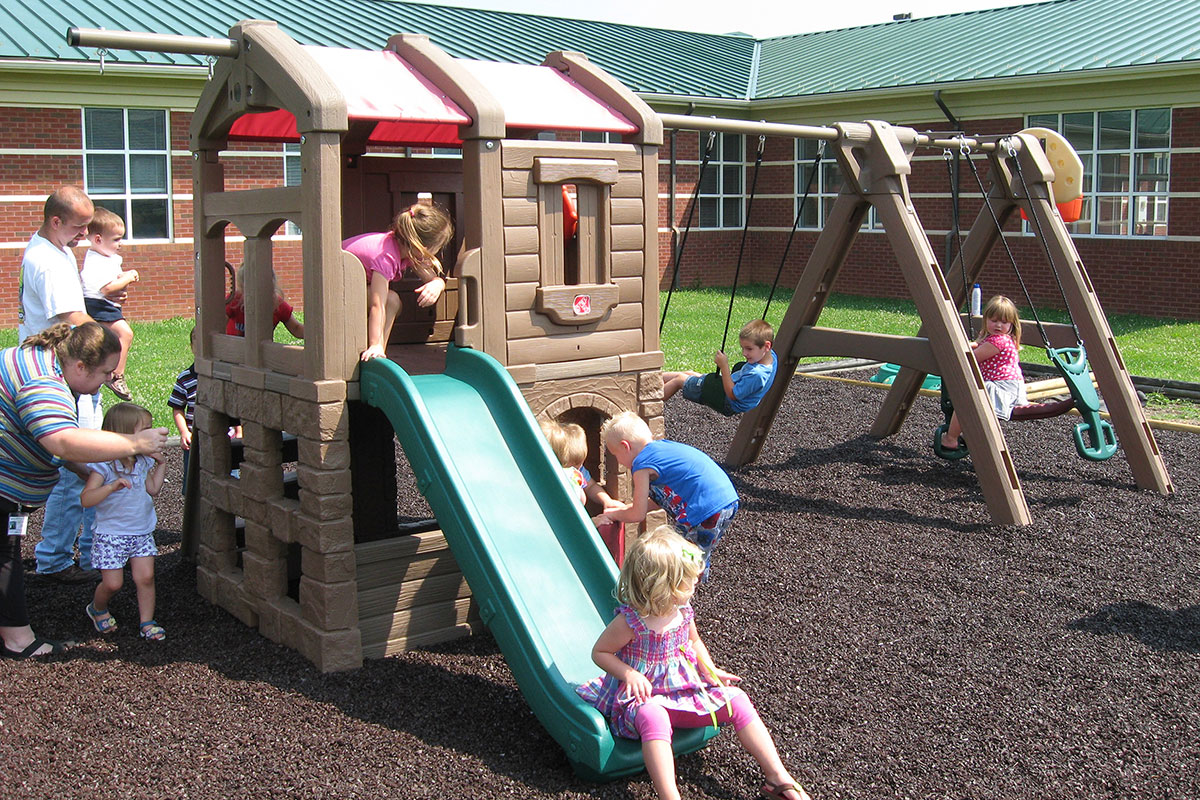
[
  {"xmin": 0, "ymin": 0, "xmax": 756, "ymax": 98},
  {"xmin": 755, "ymin": 0, "xmax": 1200, "ymax": 99},
  {"xmin": 1, "ymin": 0, "xmax": 1198, "ymax": 101}
]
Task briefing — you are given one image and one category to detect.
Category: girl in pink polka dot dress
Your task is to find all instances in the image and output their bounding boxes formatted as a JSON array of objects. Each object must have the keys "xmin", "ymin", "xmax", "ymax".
[{"xmin": 940, "ymin": 295, "xmax": 1029, "ymax": 452}]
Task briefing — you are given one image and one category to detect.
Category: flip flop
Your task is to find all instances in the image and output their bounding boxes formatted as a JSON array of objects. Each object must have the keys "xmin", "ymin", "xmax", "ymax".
[
  {"xmin": 761, "ymin": 781, "xmax": 811, "ymax": 800},
  {"xmin": 1, "ymin": 637, "xmax": 68, "ymax": 660},
  {"xmin": 86, "ymin": 602, "xmax": 119, "ymax": 634}
]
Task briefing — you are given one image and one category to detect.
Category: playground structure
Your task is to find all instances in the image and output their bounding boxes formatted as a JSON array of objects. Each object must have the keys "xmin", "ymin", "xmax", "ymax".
[
  {"xmin": 179, "ymin": 21, "xmax": 665, "ymax": 669},
  {"xmin": 68, "ymin": 17, "xmax": 1176, "ymax": 780},
  {"xmin": 69, "ymin": 17, "xmax": 699, "ymax": 779}
]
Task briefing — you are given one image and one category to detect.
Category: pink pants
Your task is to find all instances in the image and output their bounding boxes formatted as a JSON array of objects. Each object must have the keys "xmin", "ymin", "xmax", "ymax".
[{"xmin": 633, "ymin": 692, "xmax": 759, "ymax": 743}]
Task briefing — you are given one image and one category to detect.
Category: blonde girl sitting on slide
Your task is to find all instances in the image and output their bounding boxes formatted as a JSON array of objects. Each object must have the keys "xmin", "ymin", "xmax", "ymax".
[
  {"xmin": 940, "ymin": 294, "xmax": 1028, "ymax": 452},
  {"xmin": 343, "ymin": 203, "xmax": 454, "ymax": 361},
  {"xmin": 577, "ymin": 527, "xmax": 812, "ymax": 800}
]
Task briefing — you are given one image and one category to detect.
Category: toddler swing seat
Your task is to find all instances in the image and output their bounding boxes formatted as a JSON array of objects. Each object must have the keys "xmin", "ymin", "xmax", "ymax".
[{"xmin": 933, "ymin": 344, "xmax": 1117, "ymax": 462}]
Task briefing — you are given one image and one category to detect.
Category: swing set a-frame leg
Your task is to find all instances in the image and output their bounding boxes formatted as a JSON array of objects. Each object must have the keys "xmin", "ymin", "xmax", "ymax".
[{"xmin": 1005, "ymin": 135, "xmax": 1173, "ymax": 495}]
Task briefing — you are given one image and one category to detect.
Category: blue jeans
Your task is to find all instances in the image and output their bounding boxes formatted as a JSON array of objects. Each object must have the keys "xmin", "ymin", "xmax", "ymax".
[{"xmin": 34, "ymin": 467, "xmax": 95, "ymax": 573}]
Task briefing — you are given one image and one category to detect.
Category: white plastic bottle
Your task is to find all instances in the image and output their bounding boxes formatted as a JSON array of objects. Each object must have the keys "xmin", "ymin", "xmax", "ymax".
[{"xmin": 970, "ymin": 283, "xmax": 982, "ymax": 317}]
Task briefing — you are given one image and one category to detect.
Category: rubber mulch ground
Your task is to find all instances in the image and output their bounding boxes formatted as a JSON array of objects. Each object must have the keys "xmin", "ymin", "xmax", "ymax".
[{"xmin": 3, "ymin": 373, "xmax": 1197, "ymax": 800}]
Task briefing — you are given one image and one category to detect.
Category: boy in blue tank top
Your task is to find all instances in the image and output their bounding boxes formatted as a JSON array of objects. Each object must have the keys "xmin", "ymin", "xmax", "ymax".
[{"xmin": 599, "ymin": 411, "xmax": 738, "ymax": 578}]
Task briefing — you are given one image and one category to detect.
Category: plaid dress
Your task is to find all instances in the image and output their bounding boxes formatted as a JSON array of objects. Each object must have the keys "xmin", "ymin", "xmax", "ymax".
[{"xmin": 576, "ymin": 604, "xmax": 745, "ymax": 739}]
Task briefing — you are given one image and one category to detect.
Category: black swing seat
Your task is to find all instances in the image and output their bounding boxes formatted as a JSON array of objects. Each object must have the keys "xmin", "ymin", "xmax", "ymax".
[{"xmin": 697, "ymin": 361, "xmax": 745, "ymax": 416}]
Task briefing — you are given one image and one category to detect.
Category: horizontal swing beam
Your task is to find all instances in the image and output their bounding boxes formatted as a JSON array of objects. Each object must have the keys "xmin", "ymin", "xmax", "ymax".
[
  {"xmin": 659, "ymin": 113, "xmax": 1007, "ymax": 152},
  {"xmin": 67, "ymin": 26, "xmax": 240, "ymax": 57},
  {"xmin": 792, "ymin": 327, "xmax": 940, "ymax": 376}
]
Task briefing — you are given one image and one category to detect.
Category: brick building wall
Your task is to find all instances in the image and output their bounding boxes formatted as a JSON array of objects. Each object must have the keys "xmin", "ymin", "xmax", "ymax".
[
  {"xmin": 3, "ymin": 105, "xmax": 1197, "ymax": 325},
  {"xmin": 0, "ymin": 106, "xmax": 304, "ymax": 327}
]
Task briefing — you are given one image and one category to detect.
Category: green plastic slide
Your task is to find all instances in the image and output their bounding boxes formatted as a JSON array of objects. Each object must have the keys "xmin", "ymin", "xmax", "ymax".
[{"xmin": 359, "ymin": 345, "xmax": 716, "ymax": 780}]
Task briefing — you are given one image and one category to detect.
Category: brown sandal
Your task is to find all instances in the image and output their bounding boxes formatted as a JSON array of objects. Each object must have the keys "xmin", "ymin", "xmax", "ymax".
[{"xmin": 761, "ymin": 781, "xmax": 811, "ymax": 800}]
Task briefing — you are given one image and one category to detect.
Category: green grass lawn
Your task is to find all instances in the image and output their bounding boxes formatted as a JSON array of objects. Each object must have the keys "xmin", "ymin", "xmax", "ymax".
[
  {"xmin": 3, "ymin": 288, "xmax": 1195, "ymax": 429},
  {"xmin": 660, "ymin": 284, "xmax": 1200, "ymax": 422}
]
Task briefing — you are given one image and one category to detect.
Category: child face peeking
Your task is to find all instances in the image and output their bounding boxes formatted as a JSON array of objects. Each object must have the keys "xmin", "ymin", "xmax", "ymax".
[
  {"xmin": 89, "ymin": 228, "xmax": 123, "ymax": 257},
  {"xmin": 739, "ymin": 336, "xmax": 772, "ymax": 365}
]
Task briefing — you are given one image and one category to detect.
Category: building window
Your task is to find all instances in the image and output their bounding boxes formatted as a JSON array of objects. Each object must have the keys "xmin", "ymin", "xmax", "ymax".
[
  {"xmin": 581, "ymin": 130, "xmax": 621, "ymax": 144},
  {"xmin": 698, "ymin": 132, "xmax": 743, "ymax": 229},
  {"xmin": 1026, "ymin": 108, "xmax": 1170, "ymax": 237},
  {"xmin": 283, "ymin": 143, "xmax": 301, "ymax": 235},
  {"xmin": 82, "ymin": 108, "xmax": 171, "ymax": 240},
  {"xmin": 795, "ymin": 139, "xmax": 879, "ymax": 230}
]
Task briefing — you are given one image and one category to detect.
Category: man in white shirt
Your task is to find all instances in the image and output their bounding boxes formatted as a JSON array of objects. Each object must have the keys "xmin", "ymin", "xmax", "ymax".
[{"xmin": 18, "ymin": 186, "xmax": 105, "ymax": 584}]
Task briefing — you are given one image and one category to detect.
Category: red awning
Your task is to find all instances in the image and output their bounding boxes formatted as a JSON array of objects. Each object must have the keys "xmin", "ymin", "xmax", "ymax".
[{"xmin": 228, "ymin": 46, "xmax": 637, "ymax": 147}]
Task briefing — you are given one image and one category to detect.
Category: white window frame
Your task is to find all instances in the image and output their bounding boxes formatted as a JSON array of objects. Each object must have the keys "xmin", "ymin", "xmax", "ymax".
[
  {"xmin": 283, "ymin": 142, "xmax": 302, "ymax": 236},
  {"xmin": 81, "ymin": 107, "xmax": 172, "ymax": 242},
  {"xmin": 1025, "ymin": 108, "xmax": 1171, "ymax": 238},
  {"xmin": 581, "ymin": 130, "xmax": 621, "ymax": 144},
  {"xmin": 795, "ymin": 138, "xmax": 879, "ymax": 231},
  {"xmin": 697, "ymin": 132, "xmax": 744, "ymax": 230}
]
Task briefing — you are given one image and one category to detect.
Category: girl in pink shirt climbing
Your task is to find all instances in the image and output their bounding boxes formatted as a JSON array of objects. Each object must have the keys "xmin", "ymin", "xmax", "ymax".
[{"xmin": 342, "ymin": 203, "xmax": 453, "ymax": 361}]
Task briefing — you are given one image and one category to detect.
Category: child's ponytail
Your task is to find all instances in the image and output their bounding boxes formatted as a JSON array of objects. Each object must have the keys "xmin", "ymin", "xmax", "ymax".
[{"xmin": 390, "ymin": 203, "xmax": 453, "ymax": 276}]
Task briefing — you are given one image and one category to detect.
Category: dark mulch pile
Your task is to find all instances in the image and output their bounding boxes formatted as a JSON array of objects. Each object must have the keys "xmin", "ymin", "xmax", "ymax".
[{"xmin": 4, "ymin": 374, "xmax": 1198, "ymax": 800}]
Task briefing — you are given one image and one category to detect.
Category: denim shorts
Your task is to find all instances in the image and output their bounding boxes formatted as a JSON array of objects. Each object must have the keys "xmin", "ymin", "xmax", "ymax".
[{"xmin": 91, "ymin": 532, "xmax": 158, "ymax": 570}]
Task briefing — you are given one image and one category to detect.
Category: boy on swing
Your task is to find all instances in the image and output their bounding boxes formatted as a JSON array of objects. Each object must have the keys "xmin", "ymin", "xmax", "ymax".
[{"xmin": 662, "ymin": 319, "xmax": 776, "ymax": 416}]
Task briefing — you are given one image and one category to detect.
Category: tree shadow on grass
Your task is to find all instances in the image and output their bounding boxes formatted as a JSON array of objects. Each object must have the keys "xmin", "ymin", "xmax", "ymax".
[{"xmin": 1068, "ymin": 601, "xmax": 1200, "ymax": 653}]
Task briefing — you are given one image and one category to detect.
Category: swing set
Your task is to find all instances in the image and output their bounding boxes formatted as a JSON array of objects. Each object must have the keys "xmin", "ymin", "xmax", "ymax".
[{"xmin": 657, "ymin": 113, "xmax": 1173, "ymax": 526}]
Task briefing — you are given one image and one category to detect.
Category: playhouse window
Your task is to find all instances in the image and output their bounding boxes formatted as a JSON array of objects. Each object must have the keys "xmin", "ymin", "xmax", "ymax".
[
  {"xmin": 1026, "ymin": 108, "xmax": 1170, "ymax": 237},
  {"xmin": 795, "ymin": 138, "xmax": 881, "ymax": 231},
  {"xmin": 82, "ymin": 108, "xmax": 172, "ymax": 241}
]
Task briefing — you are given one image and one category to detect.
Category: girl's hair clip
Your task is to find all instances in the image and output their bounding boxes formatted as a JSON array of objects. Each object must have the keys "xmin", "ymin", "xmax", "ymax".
[{"xmin": 680, "ymin": 542, "xmax": 702, "ymax": 563}]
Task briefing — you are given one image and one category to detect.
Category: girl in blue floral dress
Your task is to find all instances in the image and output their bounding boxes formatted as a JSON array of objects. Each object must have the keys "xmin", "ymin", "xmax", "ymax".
[{"xmin": 577, "ymin": 527, "xmax": 811, "ymax": 800}]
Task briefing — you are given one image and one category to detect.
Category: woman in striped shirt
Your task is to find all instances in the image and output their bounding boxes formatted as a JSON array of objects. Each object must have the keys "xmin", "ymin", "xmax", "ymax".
[{"xmin": 0, "ymin": 322, "xmax": 167, "ymax": 660}]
